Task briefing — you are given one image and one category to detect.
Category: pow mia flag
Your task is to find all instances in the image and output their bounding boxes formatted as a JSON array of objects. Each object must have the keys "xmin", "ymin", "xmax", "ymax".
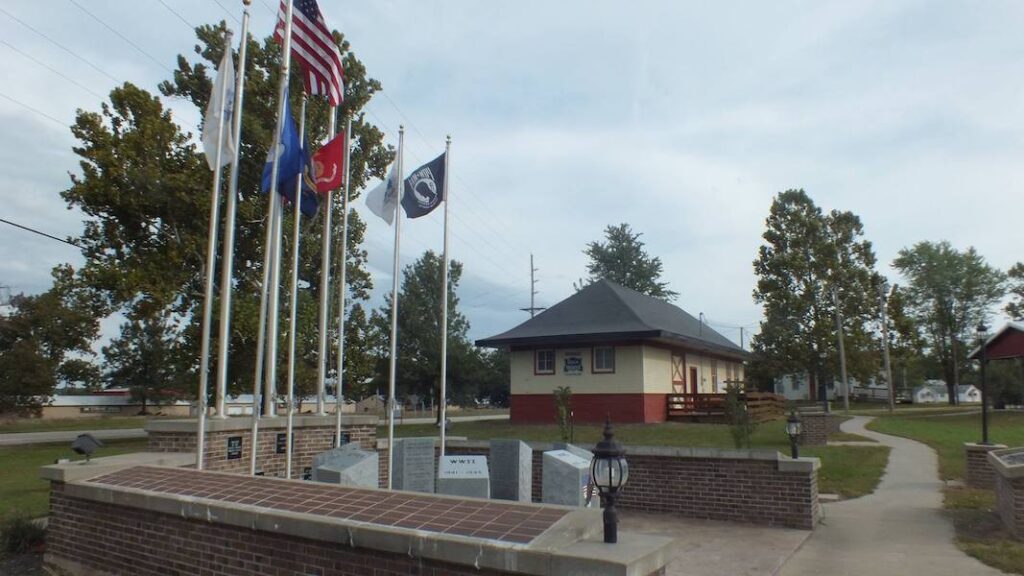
[{"xmin": 401, "ymin": 152, "xmax": 446, "ymax": 219}]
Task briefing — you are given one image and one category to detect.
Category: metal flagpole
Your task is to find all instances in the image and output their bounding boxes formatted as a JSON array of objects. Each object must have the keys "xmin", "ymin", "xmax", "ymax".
[
  {"xmin": 335, "ymin": 116, "xmax": 352, "ymax": 446},
  {"xmin": 438, "ymin": 136, "xmax": 451, "ymax": 460},
  {"xmin": 315, "ymin": 108, "xmax": 337, "ymax": 416},
  {"xmin": 197, "ymin": 30, "xmax": 234, "ymax": 470},
  {"xmin": 386, "ymin": 127, "xmax": 405, "ymax": 490},
  {"xmin": 217, "ymin": 6, "xmax": 249, "ymax": 424},
  {"xmin": 285, "ymin": 95, "xmax": 307, "ymax": 480},
  {"xmin": 263, "ymin": 0, "xmax": 296, "ymax": 421},
  {"xmin": 254, "ymin": 198, "xmax": 278, "ymax": 421}
]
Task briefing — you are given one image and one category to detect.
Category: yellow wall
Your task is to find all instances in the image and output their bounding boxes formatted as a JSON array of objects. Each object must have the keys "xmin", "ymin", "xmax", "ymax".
[
  {"xmin": 510, "ymin": 344, "xmax": 745, "ymax": 396},
  {"xmin": 510, "ymin": 346, "xmax": 644, "ymax": 395}
]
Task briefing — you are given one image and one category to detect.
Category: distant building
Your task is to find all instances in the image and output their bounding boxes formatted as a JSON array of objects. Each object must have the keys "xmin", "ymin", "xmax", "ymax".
[
  {"xmin": 912, "ymin": 382, "xmax": 949, "ymax": 404},
  {"xmin": 476, "ymin": 279, "xmax": 748, "ymax": 424}
]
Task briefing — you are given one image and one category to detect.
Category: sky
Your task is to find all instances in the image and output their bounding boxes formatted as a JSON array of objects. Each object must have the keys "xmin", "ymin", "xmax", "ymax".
[{"xmin": 1, "ymin": 0, "xmax": 1023, "ymax": 348}]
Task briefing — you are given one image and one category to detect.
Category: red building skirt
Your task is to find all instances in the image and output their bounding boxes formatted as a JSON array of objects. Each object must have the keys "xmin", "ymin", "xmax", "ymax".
[{"xmin": 510, "ymin": 394, "xmax": 667, "ymax": 424}]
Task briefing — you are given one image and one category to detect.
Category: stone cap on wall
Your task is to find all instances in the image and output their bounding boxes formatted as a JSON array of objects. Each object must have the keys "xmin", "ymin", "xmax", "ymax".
[
  {"xmin": 40, "ymin": 451, "xmax": 196, "ymax": 483},
  {"xmin": 146, "ymin": 414, "xmax": 378, "ymax": 433},
  {"xmin": 965, "ymin": 442, "xmax": 1008, "ymax": 453},
  {"xmin": 55, "ymin": 465, "xmax": 672, "ymax": 576},
  {"xmin": 987, "ymin": 446, "xmax": 1024, "ymax": 479}
]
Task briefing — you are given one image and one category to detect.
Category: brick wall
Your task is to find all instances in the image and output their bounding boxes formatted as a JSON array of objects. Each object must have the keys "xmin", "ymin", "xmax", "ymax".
[
  {"xmin": 431, "ymin": 442, "xmax": 819, "ymax": 530},
  {"xmin": 965, "ymin": 443, "xmax": 1007, "ymax": 490},
  {"xmin": 995, "ymin": 472, "xmax": 1024, "ymax": 540},
  {"xmin": 148, "ymin": 423, "xmax": 375, "ymax": 479},
  {"xmin": 800, "ymin": 413, "xmax": 843, "ymax": 446},
  {"xmin": 46, "ymin": 484, "xmax": 528, "ymax": 576}
]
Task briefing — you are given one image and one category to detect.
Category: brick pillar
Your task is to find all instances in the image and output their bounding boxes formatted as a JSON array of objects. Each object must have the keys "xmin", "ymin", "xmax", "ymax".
[
  {"xmin": 800, "ymin": 413, "xmax": 842, "ymax": 446},
  {"xmin": 965, "ymin": 443, "xmax": 1007, "ymax": 489}
]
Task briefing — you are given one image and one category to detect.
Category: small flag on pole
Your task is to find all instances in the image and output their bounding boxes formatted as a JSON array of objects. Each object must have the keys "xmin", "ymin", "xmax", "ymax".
[
  {"xmin": 201, "ymin": 46, "xmax": 236, "ymax": 170},
  {"xmin": 261, "ymin": 92, "xmax": 319, "ymax": 217},
  {"xmin": 365, "ymin": 162, "xmax": 400, "ymax": 225},
  {"xmin": 310, "ymin": 133, "xmax": 346, "ymax": 193},
  {"xmin": 274, "ymin": 0, "xmax": 344, "ymax": 105},
  {"xmin": 401, "ymin": 153, "xmax": 446, "ymax": 219}
]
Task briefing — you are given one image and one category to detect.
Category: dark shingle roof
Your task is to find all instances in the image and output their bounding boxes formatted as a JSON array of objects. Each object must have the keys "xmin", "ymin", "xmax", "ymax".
[{"xmin": 475, "ymin": 279, "xmax": 747, "ymax": 359}]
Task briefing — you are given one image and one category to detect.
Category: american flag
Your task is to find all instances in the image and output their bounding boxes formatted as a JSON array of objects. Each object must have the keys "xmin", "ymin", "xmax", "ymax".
[{"xmin": 275, "ymin": 0, "xmax": 344, "ymax": 105}]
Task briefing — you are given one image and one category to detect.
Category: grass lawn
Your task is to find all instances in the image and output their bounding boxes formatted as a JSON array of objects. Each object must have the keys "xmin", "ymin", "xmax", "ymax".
[
  {"xmin": 866, "ymin": 411, "xmax": 1024, "ymax": 481},
  {"xmin": 380, "ymin": 418, "xmax": 890, "ymax": 499},
  {"xmin": 868, "ymin": 411, "xmax": 1024, "ymax": 575},
  {"xmin": 0, "ymin": 417, "xmax": 165, "ymax": 434},
  {"xmin": 0, "ymin": 439, "xmax": 149, "ymax": 522}
]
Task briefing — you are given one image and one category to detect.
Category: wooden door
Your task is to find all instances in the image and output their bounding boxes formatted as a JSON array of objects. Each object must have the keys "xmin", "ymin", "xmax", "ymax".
[
  {"xmin": 671, "ymin": 354, "xmax": 685, "ymax": 393},
  {"xmin": 689, "ymin": 367, "xmax": 699, "ymax": 395}
]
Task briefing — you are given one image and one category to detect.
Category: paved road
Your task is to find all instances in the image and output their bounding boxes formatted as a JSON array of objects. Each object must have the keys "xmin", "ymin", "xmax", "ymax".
[
  {"xmin": 780, "ymin": 415, "xmax": 1005, "ymax": 576},
  {"xmin": 0, "ymin": 414, "xmax": 509, "ymax": 447}
]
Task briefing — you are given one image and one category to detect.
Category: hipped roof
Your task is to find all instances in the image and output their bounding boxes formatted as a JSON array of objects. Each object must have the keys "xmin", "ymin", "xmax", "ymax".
[{"xmin": 475, "ymin": 279, "xmax": 748, "ymax": 360}]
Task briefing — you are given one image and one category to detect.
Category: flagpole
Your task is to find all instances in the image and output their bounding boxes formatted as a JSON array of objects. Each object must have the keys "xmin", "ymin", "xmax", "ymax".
[
  {"xmin": 254, "ymin": 197, "xmax": 278, "ymax": 421},
  {"xmin": 334, "ymin": 115, "xmax": 352, "ymax": 446},
  {"xmin": 438, "ymin": 135, "xmax": 451, "ymax": 460},
  {"xmin": 218, "ymin": 6, "xmax": 249, "ymax": 423},
  {"xmin": 263, "ymin": 0, "xmax": 296, "ymax": 422},
  {"xmin": 386, "ymin": 126, "xmax": 404, "ymax": 490},
  {"xmin": 315, "ymin": 107, "xmax": 336, "ymax": 417},
  {"xmin": 197, "ymin": 30, "xmax": 234, "ymax": 470},
  {"xmin": 285, "ymin": 94, "xmax": 307, "ymax": 480}
]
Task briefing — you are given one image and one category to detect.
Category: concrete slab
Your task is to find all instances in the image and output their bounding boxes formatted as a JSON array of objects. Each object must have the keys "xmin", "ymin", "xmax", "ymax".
[{"xmin": 619, "ymin": 512, "xmax": 811, "ymax": 576}]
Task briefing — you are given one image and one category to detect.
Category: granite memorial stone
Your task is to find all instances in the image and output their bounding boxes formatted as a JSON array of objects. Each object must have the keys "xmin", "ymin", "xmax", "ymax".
[
  {"xmin": 490, "ymin": 440, "xmax": 532, "ymax": 502},
  {"xmin": 393, "ymin": 437, "xmax": 436, "ymax": 493},
  {"xmin": 542, "ymin": 449, "xmax": 592, "ymax": 507},
  {"xmin": 437, "ymin": 454, "xmax": 490, "ymax": 499},
  {"xmin": 311, "ymin": 445, "xmax": 378, "ymax": 488}
]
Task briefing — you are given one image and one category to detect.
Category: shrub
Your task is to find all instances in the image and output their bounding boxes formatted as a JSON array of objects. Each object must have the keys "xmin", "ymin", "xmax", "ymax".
[
  {"xmin": 553, "ymin": 386, "xmax": 572, "ymax": 442},
  {"xmin": 724, "ymin": 383, "xmax": 757, "ymax": 448},
  {"xmin": 1, "ymin": 516, "xmax": 45, "ymax": 555}
]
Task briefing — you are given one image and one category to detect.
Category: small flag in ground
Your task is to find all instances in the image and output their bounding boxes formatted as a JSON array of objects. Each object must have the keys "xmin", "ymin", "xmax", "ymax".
[
  {"xmin": 275, "ymin": 0, "xmax": 344, "ymax": 105},
  {"xmin": 201, "ymin": 46, "xmax": 235, "ymax": 170},
  {"xmin": 366, "ymin": 162, "xmax": 400, "ymax": 225},
  {"xmin": 309, "ymin": 133, "xmax": 345, "ymax": 193},
  {"xmin": 401, "ymin": 152, "xmax": 446, "ymax": 219}
]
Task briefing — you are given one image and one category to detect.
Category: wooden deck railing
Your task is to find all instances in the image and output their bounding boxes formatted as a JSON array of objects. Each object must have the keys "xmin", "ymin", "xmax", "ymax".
[{"xmin": 667, "ymin": 391, "xmax": 785, "ymax": 422}]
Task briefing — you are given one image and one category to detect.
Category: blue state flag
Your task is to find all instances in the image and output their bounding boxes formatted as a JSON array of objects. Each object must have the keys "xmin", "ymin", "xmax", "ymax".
[{"xmin": 261, "ymin": 91, "xmax": 317, "ymax": 216}]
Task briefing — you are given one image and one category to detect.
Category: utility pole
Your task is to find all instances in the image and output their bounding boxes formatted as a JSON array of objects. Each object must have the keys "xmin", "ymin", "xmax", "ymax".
[
  {"xmin": 832, "ymin": 289, "xmax": 850, "ymax": 413},
  {"xmin": 739, "ymin": 327, "xmax": 745, "ymax": 350},
  {"xmin": 519, "ymin": 254, "xmax": 546, "ymax": 318},
  {"xmin": 699, "ymin": 312, "xmax": 705, "ymax": 337},
  {"xmin": 879, "ymin": 284, "xmax": 895, "ymax": 413}
]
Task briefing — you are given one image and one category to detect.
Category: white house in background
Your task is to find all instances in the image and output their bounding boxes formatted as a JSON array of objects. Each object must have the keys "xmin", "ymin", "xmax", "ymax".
[
  {"xmin": 912, "ymin": 383, "xmax": 949, "ymax": 404},
  {"xmin": 773, "ymin": 373, "xmax": 838, "ymax": 401},
  {"xmin": 957, "ymin": 385, "xmax": 982, "ymax": 404}
]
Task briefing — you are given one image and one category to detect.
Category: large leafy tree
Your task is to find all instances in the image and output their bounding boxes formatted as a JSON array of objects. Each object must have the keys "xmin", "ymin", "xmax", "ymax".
[
  {"xmin": 0, "ymin": 266, "xmax": 102, "ymax": 414},
  {"xmin": 583, "ymin": 223, "xmax": 678, "ymax": 300},
  {"xmin": 373, "ymin": 251, "xmax": 481, "ymax": 420},
  {"xmin": 103, "ymin": 313, "xmax": 187, "ymax": 414},
  {"xmin": 1006, "ymin": 262, "xmax": 1024, "ymax": 320},
  {"xmin": 751, "ymin": 190, "xmax": 881, "ymax": 398},
  {"xmin": 892, "ymin": 241, "xmax": 1005, "ymax": 403},
  {"xmin": 884, "ymin": 284, "xmax": 928, "ymax": 393},
  {"xmin": 62, "ymin": 21, "xmax": 391, "ymax": 401}
]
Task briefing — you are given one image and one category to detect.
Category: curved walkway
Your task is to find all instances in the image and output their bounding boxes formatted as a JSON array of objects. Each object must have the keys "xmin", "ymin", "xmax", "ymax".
[{"xmin": 780, "ymin": 415, "xmax": 1005, "ymax": 576}]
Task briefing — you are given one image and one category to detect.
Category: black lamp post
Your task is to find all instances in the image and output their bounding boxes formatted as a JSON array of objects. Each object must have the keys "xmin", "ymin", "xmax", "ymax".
[
  {"xmin": 786, "ymin": 411, "xmax": 803, "ymax": 459},
  {"xmin": 591, "ymin": 416, "xmax": 628, "ymax": 544},
  {"xmin": 976, "ymin": 321, "xmax": 990, "ymax": 445}
]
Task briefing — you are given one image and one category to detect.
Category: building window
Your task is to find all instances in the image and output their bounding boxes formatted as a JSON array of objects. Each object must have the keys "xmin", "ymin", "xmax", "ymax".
[
  {"xmin": 535, "ymin": 350, "xmax": 555, "ymax": 375},
  {"xmin": 592, "ymin": 346, "xmax": 615, "ymax": 373}
]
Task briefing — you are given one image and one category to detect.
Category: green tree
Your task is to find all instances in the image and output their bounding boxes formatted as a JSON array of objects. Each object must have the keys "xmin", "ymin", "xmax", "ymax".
[
  {"xmin": 372, "ymin": 250, "xmax": 474, "ymax": 422},
  {"xmin": 103, "ymin": 314, "xmax": 186, "ymax": 414},
  {"xmin": 62, "ymin": 21, "xmax": 391, "ymax": 399},
  {"xmin": 884, "ymin": 284, "xmax": 927, "ymax": 394},
  {"xmin": 751, "ymin": 190, "xmax": 881, "ymax": 400},
  {"xmin": 892, "ymin": 241, "xmax": 1006, "ymax": 403},
  {"xmin": 1006, "ymin": 262, "xmax": 1024, "ymax": 320},
  {"xmin": 583, "ymin": 223, "xmax": 678, "ymax": 300}
]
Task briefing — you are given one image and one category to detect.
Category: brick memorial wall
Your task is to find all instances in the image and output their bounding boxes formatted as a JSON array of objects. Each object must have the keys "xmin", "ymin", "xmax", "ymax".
[
  {"xmin": 434, "ymin": 440, "xmax": 820, "ymax": 530},
  {"xmin": 989, "ymin": 448, "xmax": 1024, "ymax": 540},
  {"xmin": 147, "ymin": 415, "xmax": 377, "ymax": 478},
  {"xmin": 799, "ymin": 412, "xmax": 844, "ymax": 446},
  {"xmin": 965, "ymin": 443, "xmax": 1007, "ymax": 490}
]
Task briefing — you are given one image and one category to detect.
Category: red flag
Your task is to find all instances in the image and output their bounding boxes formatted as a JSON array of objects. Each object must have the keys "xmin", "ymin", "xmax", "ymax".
[{"xmin": 309, "ymin": 133, "xmax": 345, "ymax": 194}]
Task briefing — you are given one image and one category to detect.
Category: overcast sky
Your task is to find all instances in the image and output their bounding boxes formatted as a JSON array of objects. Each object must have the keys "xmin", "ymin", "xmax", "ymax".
[{"xmin": 2, "ymin": 1, "xmax": 1023, "ymax": 347}]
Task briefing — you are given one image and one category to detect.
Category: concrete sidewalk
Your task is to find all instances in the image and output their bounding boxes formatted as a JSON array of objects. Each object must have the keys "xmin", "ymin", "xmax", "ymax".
[{"xmin": 779, "ymin": 415, "xmax": 1005, "ymax": 576}]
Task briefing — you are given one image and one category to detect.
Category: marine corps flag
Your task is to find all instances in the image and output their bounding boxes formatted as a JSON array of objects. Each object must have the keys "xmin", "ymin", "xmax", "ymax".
[{"xmin": 401, "ymin": 152, "xmax": 446, "ymax": 218}]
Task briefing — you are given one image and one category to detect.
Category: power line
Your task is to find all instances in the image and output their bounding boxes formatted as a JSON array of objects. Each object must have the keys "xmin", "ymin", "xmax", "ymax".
[
  {"xmin": 0, "ymin": 90, "xmax": 68, "ymax": 128},
  {"xmin": 67, "ymin": 0, "xmax": 173, "ymax": 74},
  {"xmin": 211, "ymin": 0, "xmax": 243, "ymax": 25},
  {"xmin": 0, "ymin": 5, "xmax": 120, "ymax": 84},
  {"xmin": 155, "ymin": 0, "xmax": 196, "ymax": 30},
  {"xmin": 0, "ymin": 40, "xmax": 106, "ymax": 100},
  {"xmin": 0, "ymin": 218, "xmax": 81, "ymax": 248}
]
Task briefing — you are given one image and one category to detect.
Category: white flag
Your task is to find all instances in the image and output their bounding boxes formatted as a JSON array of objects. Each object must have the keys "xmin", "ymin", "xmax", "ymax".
[
  {"xmin": 365, "ymin": 162, "xmax": 401, "ymax": 225},
  {"xmin": 201, "ymin": 47, "xmax": 236, "ymax": 171}
]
